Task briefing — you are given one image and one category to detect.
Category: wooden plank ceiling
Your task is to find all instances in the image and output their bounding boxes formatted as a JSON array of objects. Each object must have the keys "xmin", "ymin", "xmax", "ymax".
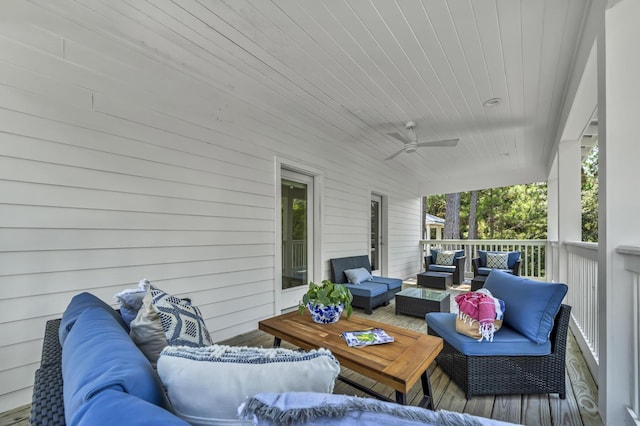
[{"xmin": 24, "ymin": 0, "xmax": 590, "ymax": 190}]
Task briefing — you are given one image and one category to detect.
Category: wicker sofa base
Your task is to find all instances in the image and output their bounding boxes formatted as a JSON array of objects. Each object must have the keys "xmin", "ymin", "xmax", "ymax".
[{"xmin": 427, "ymin": 304, "xmax": 571, "ymax": 400}]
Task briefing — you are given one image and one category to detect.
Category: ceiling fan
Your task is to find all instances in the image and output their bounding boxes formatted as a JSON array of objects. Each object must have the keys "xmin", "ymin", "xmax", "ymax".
[{"xmin": 384, "ymin": 121, "xmax": 459, "ymax": 160}]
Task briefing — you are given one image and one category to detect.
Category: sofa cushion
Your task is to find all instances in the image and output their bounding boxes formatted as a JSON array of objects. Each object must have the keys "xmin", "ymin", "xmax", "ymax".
[
  {"xmin": 70, "ymin": 389, "xmax": 189, "ymax": 426},
  {"xmin": 426, "ymin": 312, "xmax": 551, "ymax": 356},
  {"xmin": 370, "ymin": 276, "xmax": 402, "ymax": 291},
  {"xmin": 483, "ymin": 270, "xmax": 568, "ymax": 344},
  {"xmin": 344, "ymin": 267, "xmax": 373, "ymax": 284},
  {"xmin": 114, "ymin": 279, "xmax": 149, "ymax": 327},
  {"xmin": 129, "ymin": 290, "xmax": 169, "ymax": 366},
  {"xmin": 157, "ymin": 345, "xmax": 340, "ymax": 425},
  {"xmin": 430, "ymin": 249, "xmax": 464, "ymax": 266},
  {"xmin": 62, "ymin": 307, "xmax": 167, "ymax": 424},
  {"xmin": 239, "ymin": 392, "xmax": 515, "ymax": 425},
  {"xmin": 479, "ymin": 250, "xmax": 520, "ymax": 269},
  {"xmin": 59, "ymin": 292, "xmax": 128, "ymax": 345},
  {"xmin": 342, "ymin": 282, "xmax": 387, "ymax": 298}
]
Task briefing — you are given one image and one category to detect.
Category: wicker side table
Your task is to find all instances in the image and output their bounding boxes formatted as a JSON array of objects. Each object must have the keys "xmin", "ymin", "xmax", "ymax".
[{"xmin": 395, "ymin": 287, "xmax": 450, "ymax": 318}]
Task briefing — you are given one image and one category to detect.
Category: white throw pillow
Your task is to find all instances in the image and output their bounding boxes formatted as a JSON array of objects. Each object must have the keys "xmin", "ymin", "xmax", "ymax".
[
  {"xmin": 157, "ymin": 345, "xmax": 340, "ymax": 425},
  {"xmin": 435, "ymin": 251, "xmax": 456, "ymax": 265},
  {"xmin": 344, "ymin": 267, "xmax": 373, "ymax": 284},
  {"xmin": 486, "ymin": 252, "xmax": 509, "ymax": 269}
]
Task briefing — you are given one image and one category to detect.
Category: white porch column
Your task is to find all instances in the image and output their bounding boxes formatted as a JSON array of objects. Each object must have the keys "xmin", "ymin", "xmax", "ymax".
[
  {"xmin": 598, "ymin": 0, "xmax": 640, "ymax": 423},
  {"xmin": 547, "ymin": 156, "xmax": 559, "ymax": 282},
  {"xmin": 557, "ymin": 139, "xmax": 582, "ymax": 286}
]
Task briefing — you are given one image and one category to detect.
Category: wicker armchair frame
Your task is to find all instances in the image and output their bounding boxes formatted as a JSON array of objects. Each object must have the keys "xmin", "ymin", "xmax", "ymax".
[{"xmin": 427, "ymin": 304, "xmax": 571, "ymax": 400}]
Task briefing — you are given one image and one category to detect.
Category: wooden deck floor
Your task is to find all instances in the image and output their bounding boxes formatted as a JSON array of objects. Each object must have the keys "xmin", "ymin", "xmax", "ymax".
[{"xmin": 2, "ymin": 286, "xmax": 602, "ymax": 426}]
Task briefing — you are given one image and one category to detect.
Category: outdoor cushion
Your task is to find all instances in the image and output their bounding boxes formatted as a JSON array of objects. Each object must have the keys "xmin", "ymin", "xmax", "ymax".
[
  {"xmin": 477, "ymin": 267, "xmax": 513, "ymax": 276},
  {"xmin": 426, "ymin": 312, "xmax": 551, "ymax": 356},
  {"xmin": 59, "ymin": 292, "xmax": 127, "ymax": 344},
  {"xmin": 479, "ymin": 250, "xmax": 520, "ymax": 269},
  {"xmin": 343, "ymin": 282, "xmax": 387, "ymax": 298},
  {"xmin": 428, "ymin": 264, "xmax": 456, "ymax": 274},
  {"xmin": 483, "ymin": 270, "xmax": 568, "ymax": 344},
  {"xmin": 344, "ymin": 267, "xmax": 373, "ymax": 284},
  {"xmin": 430, "ymin": 249, "xmax": 464, "ymax": 265},
  {"xmin": 486, "ymin": 253, "xmax": 509, "ymax": 269},
  {"xmin": 240, "ymin": 392, "xmax": 515, "ymax": 426},
  {"xmin": 370, "ymin": 276, "xmax": 402, "ymax": 291},
  {"xmin": 70, "ymin": 389, "xmax": 189, "ymax": 426},
  {"xmin": 157, "ymin": 345, "xmax": 340, "ymax": 425},
  {"xmin": 62, "ymin": 307, "xmax": 167, "ymax": 424}
]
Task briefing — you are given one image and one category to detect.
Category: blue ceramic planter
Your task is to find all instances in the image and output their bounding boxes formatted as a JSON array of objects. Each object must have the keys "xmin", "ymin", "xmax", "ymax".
[{"xmin": 307, "ymin": 302, "xmax": 344, "ymax": 324}]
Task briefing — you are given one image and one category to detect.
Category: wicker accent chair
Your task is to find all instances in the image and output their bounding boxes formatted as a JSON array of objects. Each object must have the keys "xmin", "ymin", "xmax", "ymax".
[
  {"xmin": 424, "ymin": 249, "xmax": 466, "ymax": 285},
  {"xmin": 471, "ymin": 250, "xmax": 521, "ymax": 277},
  {"xmin": 428, "ymin": 303, "xmax": 571, "ymax": 400}
]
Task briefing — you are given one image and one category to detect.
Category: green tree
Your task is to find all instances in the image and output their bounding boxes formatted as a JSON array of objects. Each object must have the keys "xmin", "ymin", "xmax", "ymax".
[{"xmin": 581, "ymin": 147, "xmax": 598, "ymax": 242}]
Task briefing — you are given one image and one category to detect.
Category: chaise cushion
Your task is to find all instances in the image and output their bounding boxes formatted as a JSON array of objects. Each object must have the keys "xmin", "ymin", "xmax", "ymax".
[
  {"xmin": 342, "ymin": 282, "xmax": 387, "ymax": 298},
  {"xmin": 370, "ymin": 276, "xmax": 402, "ymax": 291},
  {"xmin": 62, "ymin": 307, "xmax": 167, "ymax": 423},
  {"xmin": 426, "ymin": 312, "xmax": 551, "ymax": 356},
  {"xmin": 157, "ymin": 345, "xmax": 340, "ymax": 425},
  {"xmin": 483, "ymin": 270, "xmax": 568, "ymax": 344}
]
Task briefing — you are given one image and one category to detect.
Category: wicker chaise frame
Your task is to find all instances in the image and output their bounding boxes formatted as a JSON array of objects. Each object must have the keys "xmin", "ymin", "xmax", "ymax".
[{"xmin": 428, "ymin": 304, "xmax": 571, "ymax": 400}]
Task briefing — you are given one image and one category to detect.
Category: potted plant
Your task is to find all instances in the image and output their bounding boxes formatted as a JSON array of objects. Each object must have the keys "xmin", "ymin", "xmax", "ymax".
[{"xmin": 298, "ymin": 280, "xmax": 353, "ymax": 324}]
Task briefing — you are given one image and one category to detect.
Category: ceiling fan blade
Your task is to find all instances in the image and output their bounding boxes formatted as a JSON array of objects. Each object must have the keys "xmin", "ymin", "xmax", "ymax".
[
  {"xmin": 384, "ymin": 149, "xmax": 405, "ymax": 161},
  {"xmin": 386, "ymin": 132, "xmax": 409, "ymax": 143},
  {"xmin": 416, "ymin": 138, "xmax": 459, "ymax": 148}
]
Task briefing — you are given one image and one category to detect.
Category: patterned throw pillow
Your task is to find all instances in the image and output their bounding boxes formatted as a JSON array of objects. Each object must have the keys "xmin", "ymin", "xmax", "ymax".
[
  {"xmin": 486, "ymin": 252, "xmax": 509, "ymax": 269},
  {"xmin": 150, "ymin": 286, "xmax": 213, "ymax": 347},
  {"xmin": 435, "ymin": 250, "xmax": 456, "ymax": 265}
]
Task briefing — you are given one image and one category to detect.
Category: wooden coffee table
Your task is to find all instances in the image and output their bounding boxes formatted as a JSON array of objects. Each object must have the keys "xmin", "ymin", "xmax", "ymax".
[{"xmin": 258, "ymin": 311, "xmax": 443, "ymax": 408}]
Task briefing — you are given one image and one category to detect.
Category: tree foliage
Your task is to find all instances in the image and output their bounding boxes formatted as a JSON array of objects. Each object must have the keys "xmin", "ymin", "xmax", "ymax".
[
  {"xmin": 426, "ymin": 183, "xmax": 548, "ymax": 240},
  {"xmin": 581, "ymin": 147, "xmax": 598, "ymax": 242}
]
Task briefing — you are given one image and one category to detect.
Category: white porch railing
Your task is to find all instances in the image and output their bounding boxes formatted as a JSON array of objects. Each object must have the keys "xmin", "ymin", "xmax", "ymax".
[
  {"xmin": 619, "ymin": 245, "xmax": 640, "ymax": 425},
  {"xmin": 420, "ymin": 239, "xmax": 548, "ymax": 279},
  {"xmin": 565, "ymin": 241, "xmax": 599, "ymax": 379}
]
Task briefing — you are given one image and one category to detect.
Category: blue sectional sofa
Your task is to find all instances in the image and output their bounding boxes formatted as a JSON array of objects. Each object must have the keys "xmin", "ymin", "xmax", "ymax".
[
  {"xmin": 330, "ymin": 255, "xmax": 402, "ymax": 314},
  {"xmin": 31, "ymin": 291, "xmax": 516, "ymax": 426}
]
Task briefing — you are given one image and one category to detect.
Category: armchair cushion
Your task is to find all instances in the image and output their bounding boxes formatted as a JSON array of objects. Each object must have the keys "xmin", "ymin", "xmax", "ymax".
[
  {"xmin": 479, "ymin": 250, "xmax": 520, "ymax": 269},
  {"xmin": 483, "ymin": 270, "xmax": 568, "ymax": 344},
  {"xmin": 486, "ymin": 253, "xmax": 509, "ymax": 269},
  {"xmin": 430, "ymin": 249, "xmax": 464, "ymax": 266}
]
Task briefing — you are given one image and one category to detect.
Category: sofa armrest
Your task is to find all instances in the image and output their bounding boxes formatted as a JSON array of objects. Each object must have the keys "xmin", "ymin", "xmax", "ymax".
[
  {"xmin": 471, "ymin": 257, "xmax": 481, "ymax": 276},
  {"xmin": 424, "ymin": 255, "xmax": 434, "ymax": 271},
  {"xmin": 512, "ymin": 259, "xmax": 522, "ymax": 276}
]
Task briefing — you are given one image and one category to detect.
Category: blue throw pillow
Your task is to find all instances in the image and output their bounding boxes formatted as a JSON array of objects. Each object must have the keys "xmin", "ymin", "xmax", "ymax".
[
  {"xmin": 344, "ymin": 267, "xmax": 373, "ymax": 284},
  {"xmin": 483, "ymin": 270, "xmax": 568, "ymax": 344}
]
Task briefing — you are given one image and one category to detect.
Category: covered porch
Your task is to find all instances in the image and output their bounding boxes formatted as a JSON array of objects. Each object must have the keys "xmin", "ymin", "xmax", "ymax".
[{"xmin": 1, "ymin": 1, "xmax": 640, "ymax": 424}]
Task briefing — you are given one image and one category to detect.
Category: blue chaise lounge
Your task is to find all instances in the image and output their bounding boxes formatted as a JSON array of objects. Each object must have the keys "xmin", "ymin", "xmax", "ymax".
[{"xmin": 330, "ymin": 255, "xmax": 402, "ymax": 314}]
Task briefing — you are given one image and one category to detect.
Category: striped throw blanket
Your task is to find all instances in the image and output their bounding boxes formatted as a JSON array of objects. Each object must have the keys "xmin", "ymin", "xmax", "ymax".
[{"xmin": 455, "ymin": 288, "xmax": 505, "ymax": 342}]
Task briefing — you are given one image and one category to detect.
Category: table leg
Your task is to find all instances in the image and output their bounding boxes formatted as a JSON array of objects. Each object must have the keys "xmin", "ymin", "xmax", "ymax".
[
  {"xmin": 419, "ymin": 370, "xmax": 434, "ymax": 410},
  {"xmin": 272, "ymin": 337, "xmax": 281, "ymax": 348},
  {"xmin": 395, "ymin": 391, "xmax": 407, "ymax": 405}
]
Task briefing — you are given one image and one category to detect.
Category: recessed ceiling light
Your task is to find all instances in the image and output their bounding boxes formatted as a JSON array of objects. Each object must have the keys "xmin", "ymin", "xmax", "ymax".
[{"xmin": 483, "ymin": 97, "xmax": 501, "ymax": 107}]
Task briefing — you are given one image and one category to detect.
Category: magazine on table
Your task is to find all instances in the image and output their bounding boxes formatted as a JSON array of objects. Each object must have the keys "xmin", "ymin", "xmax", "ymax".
[{"xmin": 341, "ymin": 328, "xmax": 394, "ymax": 348}]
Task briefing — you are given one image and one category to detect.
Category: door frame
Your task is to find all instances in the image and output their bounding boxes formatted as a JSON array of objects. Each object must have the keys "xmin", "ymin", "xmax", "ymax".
[
  {"xmin": 370, "ymin": 192, "xmax": 388, "ymax": 276},
  {"xmin": 274, "ymin": 156, "xmax": 324, "ymax": 314}
]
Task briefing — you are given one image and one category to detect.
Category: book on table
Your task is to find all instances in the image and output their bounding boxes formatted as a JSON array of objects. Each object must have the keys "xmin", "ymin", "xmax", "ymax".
[{"xmin": 341, "ymin": 328, "xmax": 394, "ymax": 347}]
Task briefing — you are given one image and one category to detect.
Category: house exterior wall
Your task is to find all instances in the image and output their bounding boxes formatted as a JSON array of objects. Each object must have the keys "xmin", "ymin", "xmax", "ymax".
[{"xmin": 0, "ymin": 12, "xmax": 423, "ymax": 411}]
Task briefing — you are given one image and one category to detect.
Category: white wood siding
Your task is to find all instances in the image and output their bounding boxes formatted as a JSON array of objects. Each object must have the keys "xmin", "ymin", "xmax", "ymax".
[{"xmin": 0, "ymin": 6, "xmax": 423, "ymax": 411}]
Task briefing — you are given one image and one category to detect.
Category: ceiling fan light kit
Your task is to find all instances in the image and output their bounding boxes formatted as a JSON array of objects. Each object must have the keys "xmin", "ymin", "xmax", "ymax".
[{"xmin": 384, "ymin": 121, "xmax": 459, "ymax": 160}]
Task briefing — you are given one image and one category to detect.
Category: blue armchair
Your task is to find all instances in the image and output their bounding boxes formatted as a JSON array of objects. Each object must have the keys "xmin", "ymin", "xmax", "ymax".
[
  {"xmin": 472, "ymin": 250, "xmax": 521, "ymax": 277},
  {"xmin": 424, "ymin": 249, "xmax": 466, "ymax": 285}
]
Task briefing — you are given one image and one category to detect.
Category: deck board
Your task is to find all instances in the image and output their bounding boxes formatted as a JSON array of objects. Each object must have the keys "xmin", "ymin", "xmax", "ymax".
[{"xmin": 5, "ymin": 284, "xmax": 603, "ymax": 426}]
